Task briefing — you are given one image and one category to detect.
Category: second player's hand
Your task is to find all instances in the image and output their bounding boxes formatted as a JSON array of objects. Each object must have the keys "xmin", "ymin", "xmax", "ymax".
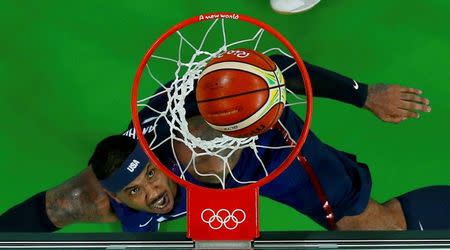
[{"xmin": 363, "ymin": 84, "xmax": 431, "ymax": 123}]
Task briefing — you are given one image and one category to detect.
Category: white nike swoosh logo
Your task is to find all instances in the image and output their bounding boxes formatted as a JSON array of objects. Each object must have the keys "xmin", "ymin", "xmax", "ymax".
[
  {"xmin": 139, "ymin": 217, "xmax": 153, "ymax": 228},
  {"xmin": 352, "ymin": 80, "xmax": 359, "ymax": 90},
  {"xmin": 170, "ymin": 211, "xmax": 187, "ymax": 218},
  {"xmin": 419, "ymin": 221, "xmax": 424, "ymax": 231}
]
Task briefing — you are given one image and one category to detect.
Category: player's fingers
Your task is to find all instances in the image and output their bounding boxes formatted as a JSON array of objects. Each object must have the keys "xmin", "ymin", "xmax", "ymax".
[
  {"xmin": 399, "ymin": 108, "xmax": 420, "ymax": 119},
  {"xmin": 400, "ymin": 87, "xmax": 422, "ymax": 95},
  {"xmin": 399, "ymin": 100, "xmax": 431, "ymax": 113},
  {"xmin": 401, "ymin": 93, "xmax": 430, "ymax": 105}
]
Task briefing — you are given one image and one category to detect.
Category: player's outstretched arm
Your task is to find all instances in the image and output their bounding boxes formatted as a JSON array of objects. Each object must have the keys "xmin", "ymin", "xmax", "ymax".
[
  {"xmin": 269, "ymin": 55, "xmax": 431, "ymax": 123},
  {"xmin": 0, "ymin": 167, "xmax": 117, "ymax": 232}
]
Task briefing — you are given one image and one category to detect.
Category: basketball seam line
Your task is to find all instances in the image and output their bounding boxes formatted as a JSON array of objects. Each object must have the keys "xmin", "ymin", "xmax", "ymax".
[
  {"xmin": 207, "ymin": 59, "xmax": 275, "ymax": 71},
  {"xmin": 272, "ymin": 65, "xmax": 285, "ymax": 126},
  {"xmin": 197, "ymin": 84, "xmax": 286, "ymax": 103}
]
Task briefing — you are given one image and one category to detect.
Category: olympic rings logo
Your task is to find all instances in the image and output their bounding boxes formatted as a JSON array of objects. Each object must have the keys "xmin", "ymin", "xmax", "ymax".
[{"xmin": 200, "ymin": 208, "xmax": 246, "ymax": 230}]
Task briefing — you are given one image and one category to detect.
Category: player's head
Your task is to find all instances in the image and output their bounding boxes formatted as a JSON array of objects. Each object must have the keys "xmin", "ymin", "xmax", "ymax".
[{"xmin": 89, "ymin": 135, "xmax": 177, "ymax": 214}]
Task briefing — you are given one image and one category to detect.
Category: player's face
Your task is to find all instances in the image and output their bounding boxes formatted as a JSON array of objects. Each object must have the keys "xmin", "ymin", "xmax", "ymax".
[{"xmin": 115, "ymin": 164, "xmax": 177, "ymax": 214}]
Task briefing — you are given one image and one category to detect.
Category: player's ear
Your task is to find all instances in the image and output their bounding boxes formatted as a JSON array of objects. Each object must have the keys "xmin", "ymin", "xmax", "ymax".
[{"xmin": 104, "ymin": 189, "xmax": 121, "ymax": 204}]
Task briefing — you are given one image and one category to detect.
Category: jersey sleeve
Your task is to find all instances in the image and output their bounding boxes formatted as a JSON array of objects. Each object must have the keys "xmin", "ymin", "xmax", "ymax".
[
  {"xmin": 0, "ymin": 191, "xmax": 60, "ymax": 232},
  {"xmin": 270, "ymin": 54, "xmax": 368, "ymax": 108}
]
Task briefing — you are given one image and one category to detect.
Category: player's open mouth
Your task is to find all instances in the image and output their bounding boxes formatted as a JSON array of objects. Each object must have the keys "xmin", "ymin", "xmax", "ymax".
[{"xmin": 151, "ymin": 192, "xmax": 168, "ymax": 210}]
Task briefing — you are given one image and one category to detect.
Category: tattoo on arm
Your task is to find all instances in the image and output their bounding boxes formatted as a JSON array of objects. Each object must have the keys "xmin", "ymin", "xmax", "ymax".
[{"xmin": 46, "ymin": 167, "xmax": 117, "ymax": 228}]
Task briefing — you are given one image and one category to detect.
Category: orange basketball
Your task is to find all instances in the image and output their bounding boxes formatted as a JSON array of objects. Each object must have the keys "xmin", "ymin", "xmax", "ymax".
[{"xmin": 196, "ymin": 49, "xmax": 286, "ymax": 138}]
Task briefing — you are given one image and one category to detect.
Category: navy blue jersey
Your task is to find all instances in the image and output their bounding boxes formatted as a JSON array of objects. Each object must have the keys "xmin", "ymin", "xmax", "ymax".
[
  {"xmin": 248, "ymin": 108, "xmax": 371, "ymax": 227},
  {"xmin": 114, "ymin": 106, "xmax": 371, "ymax": 231},
  {"xmin": 112, "ymin": 55, "xmax": 372, "ymax": 231}
]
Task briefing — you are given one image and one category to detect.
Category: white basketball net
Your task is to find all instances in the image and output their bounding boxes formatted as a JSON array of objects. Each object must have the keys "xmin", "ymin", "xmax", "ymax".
[{"xmin": 136, "ymin": 18, "xmax": 306, "ymax": 189}]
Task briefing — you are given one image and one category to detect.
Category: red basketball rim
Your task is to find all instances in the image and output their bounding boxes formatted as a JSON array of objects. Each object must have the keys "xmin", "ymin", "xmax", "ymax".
[{"xmin": 131, "ymin": 12, "xmax": 313, "ymax": 192}]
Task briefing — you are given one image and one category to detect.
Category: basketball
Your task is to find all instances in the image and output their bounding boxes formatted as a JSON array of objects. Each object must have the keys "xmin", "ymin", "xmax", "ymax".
[{"xmin": 196, "ymin": 49, "xmax": 286, "ymax": 138}]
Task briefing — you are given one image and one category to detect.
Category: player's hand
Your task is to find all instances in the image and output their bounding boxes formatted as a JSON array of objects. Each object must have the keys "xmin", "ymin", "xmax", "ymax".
[{"xmin": 363, "ymin": 84, "xmax": 431, "ymax": 123}]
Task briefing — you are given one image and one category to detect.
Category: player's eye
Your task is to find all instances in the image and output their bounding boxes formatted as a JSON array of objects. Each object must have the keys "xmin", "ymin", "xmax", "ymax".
[
  {"xmin": 129, "ymin": 187, "xmax": 139, "ymax": 196},
  {"xmin": 147, "ymin": 169, "xmax": 155, "ymax": 179}
]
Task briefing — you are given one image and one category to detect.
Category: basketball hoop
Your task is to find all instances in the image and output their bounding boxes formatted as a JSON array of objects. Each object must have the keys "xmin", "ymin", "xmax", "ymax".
[{"xmin": 131, "ymin": 12, "xmax": 333, "ymax": 243}]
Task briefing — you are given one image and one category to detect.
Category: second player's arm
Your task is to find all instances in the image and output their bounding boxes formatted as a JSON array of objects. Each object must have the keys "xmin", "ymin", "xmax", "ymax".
[{"xmin": 270, "ymin": 55, "xmax": 431, "ymax": 123}]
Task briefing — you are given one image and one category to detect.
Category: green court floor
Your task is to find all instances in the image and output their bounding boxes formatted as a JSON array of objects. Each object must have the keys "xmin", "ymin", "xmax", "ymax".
[{"xmin": 0, "ymin": 0, "xmax": 449, "ymax": 233}]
